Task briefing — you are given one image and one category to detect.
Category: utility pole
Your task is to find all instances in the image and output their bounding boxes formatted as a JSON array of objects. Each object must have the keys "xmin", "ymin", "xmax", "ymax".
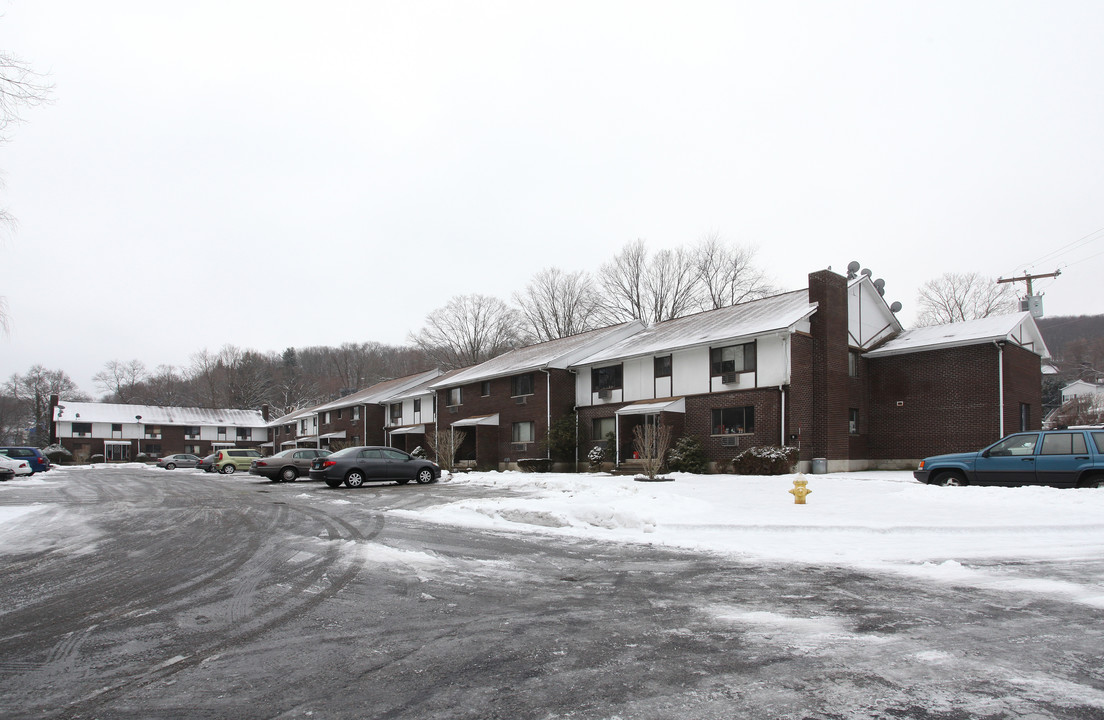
[{"xmin": 997, "ymin": 270, "xmax": 1061, "ymax": 296}]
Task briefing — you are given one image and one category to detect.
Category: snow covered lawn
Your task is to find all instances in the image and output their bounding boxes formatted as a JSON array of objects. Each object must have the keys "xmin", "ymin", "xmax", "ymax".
[{"xmin": 397, "ymin": 469, "xmax": 1104, "ymax": 607}]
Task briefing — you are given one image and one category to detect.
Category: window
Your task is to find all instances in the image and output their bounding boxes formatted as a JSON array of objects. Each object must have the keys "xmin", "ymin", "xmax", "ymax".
[
  {"xmin": 353, "ymin": 406, "xmax": 361, "ymax": 421},
  {"xmin": 390, "ymin": 404, "xmax": 402, "ymax": 424},
  {"xmin": 592, "ymin": 365, "xmax": 623, "ymax": 391},
  {"xmin": 185, "ymin": 426, "xmax": 201, "ymax": 438},
  {"xmin": 481, "ymin": 381, "xmax": 491, "ymax": 397},
  {"xmin": 710, "ymin": 343, "xmax": 756, "ymax": 375},
  {"xmin": 988, "ymin": 434, "xmax": 1039, "ymax": 456},
  {"xmin": 300, "ymin": 419, "xmax": 308, "ymax": 433},
  {"xmin": 1040, "ymin": 433, "xmax": 1087, "ymax": 455},
  {"xmin": 447, "ymin": 388, "xmax": 462, "ymax": 406},
  {"xmin": 236, "ymin": 428, "xmax": 251, "ymax": 441},
  {"xmin": 413, "ymin": 398, "xmax": 422, "ymax": 414},
  {"xmin": 512, "ymin": 421, "xmax": 535, "ymax": 443},
  {"xmin": 1093, "ymin": 433, "xmax": 1104, "ymax": 454},
  {"xmin": 144, "ymin": 443, "xmax": 162, "ymax": 456},
  {"xmin": 147, "ymin": 426, "xmax": 162, "ymax": 439},
  {"xmin": 512, "ymin": 373, "xmax": 534, "ymax": 396},
  {"xmin": 849, "ymin": 409, "xmax": 859, "ymax": 435},
  {"xmin": 184, "ymin": 445, "xmax": 201, "ymax": 455},
  {"xmin": 848, "ymin": 352, "xmax": 859, "ymax": 378},
  {"xmin": 217, "ymin": 426, "xmax": 227, "ymax": 440},
  {"xmin": 323, "ymin": 412, "xmax": 331, "ymax": 424},
  {"xmin": 654, "ymin": 356, "xmax": 672, "ymax": 378},
  {"xmin": 112, "ymin": 423, "xmax": 122, "ymax": 432},
  {"xmin": 592, "ymin": 417, "xmax": 615, "ymax": 442},
  {"xmin": 337, "ymin": 409, "xmax": 343, "ymax": 420},
  {"xmin": 712, "ymin": 407, "xmax": 755, "ymax": 435},
  {"xmin": 72, "ymin": 422, "xmax": 92, "ymax": 435}
]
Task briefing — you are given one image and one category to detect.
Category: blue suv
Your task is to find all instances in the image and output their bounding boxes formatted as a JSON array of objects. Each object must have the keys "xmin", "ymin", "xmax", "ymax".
[
  {"xmin": 915, "ymin": 429, "xmax": 1104, "ymax": 488},
  {"xmin": 0, "ymin": 447, "xmax": 52, "ymax": 475}
]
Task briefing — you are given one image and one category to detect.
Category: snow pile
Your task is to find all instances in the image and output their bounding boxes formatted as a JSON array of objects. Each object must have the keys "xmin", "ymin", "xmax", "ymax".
[{"xmin": 397, "ymin": 470, "xmax": 1104, "ymax": 604}]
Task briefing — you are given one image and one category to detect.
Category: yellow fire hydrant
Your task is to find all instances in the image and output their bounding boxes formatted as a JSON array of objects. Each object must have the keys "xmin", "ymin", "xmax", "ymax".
[{"xmin": 789, "ymin": 476, "xmax": 811, "ymax": 505}]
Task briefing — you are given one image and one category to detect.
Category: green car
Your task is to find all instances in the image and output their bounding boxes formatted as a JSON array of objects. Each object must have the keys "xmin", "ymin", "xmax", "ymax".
[{"xmin": 213, "ymin": 448, "xmax": 263, "ymax": 474}]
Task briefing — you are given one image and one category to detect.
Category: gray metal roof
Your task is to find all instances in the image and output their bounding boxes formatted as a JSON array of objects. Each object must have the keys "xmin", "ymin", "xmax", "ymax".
[{"xmin": 53, "ymin": 402, "xmax": 268, "ymax": 427}]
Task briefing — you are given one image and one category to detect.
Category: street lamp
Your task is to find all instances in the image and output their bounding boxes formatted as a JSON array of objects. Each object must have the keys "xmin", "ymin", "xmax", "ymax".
[{"xmin": 135, "ymin": 415, "xmax": 142, "ymax": 460}]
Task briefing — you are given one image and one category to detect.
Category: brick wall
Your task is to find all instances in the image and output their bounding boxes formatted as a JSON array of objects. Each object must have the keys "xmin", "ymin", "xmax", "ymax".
[
  {"xmin": 867, "ymin": 343, "xmax": 1041, "ymax": 459},
  {"xmin": 807, "ymin": 270, "xmax": 851, "ymax": 460},
  {"xmin": 436, "ymin": 369, "xmax": 577, "ymax": 468}
]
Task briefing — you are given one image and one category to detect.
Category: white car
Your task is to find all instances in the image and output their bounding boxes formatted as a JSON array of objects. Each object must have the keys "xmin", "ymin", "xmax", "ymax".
[{"xmin": 0, "ymin": 454, "xmax": 33, "ymax": 477}]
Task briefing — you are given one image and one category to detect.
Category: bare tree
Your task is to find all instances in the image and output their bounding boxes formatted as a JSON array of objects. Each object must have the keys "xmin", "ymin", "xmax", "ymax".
[
  {"xmin": 425, "ymin": 427, "xmax": 466, "ymax": 471},
  {"xmin": 5, "ymin": 365, "xmax": 85, "ymax": 446},
  {"xmin": 645, "ymin": 246, "xmax": 701, "ymax": 323},
  {"xmin": 632, "ymin": 422, "xmax": 674, "ymax": 480},
  {"xmin": 514, "ymin": 267, "xmax": 603, "ymax": 342},
  {"xmin": 138, "ymin": 365, "xmax": 192, "ymax": 407},
  {"xmin": 596, "ymin": 239, "xmax": 650, "ymax": 324},
  {"xmin": 693, "ymin": 233, "xmax": 775, "ymax": 310},
  {"xmin": 0, "ymin": 52, "xmax": 51, "ymax": 331},
  {"xmin": 411, "ymin": 294, "xmax": 524, "ymax": 370},
  {"xmin": 93, "ymin": 359, "xmax": 148, "ymax": 402},
  {"xmin": 915, "ymin": 272, "xmax": 1019, "ymax": 326}
]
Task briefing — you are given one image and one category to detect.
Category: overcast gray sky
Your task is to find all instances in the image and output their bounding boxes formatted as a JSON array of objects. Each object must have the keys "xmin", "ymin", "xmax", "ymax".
[{"xmin": 2, "ymin": 1, "xmax": 1102, "ymax": 396}]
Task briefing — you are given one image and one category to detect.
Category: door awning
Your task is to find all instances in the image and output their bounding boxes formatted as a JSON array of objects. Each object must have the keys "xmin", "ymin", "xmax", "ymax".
[
  {"xmin": 389, "ymin": 425, "xmax": 426, "ymax": 435},
  {"xmin": 103, "ymin": 440, "xmax": 130, "ymax": 446},
  {"xmin": 452, "ymin": 413, "xmax": 500, "ymax": 427},
  {"xmin": 615, "ymin": 398, "xmax": 686, "ymax": 416},
  {"xmin": 319, "ymin": 431, "xmax": 347, "ymax": 439}
]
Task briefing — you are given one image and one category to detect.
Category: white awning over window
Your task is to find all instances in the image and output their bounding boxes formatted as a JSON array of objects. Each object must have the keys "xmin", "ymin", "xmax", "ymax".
[
  {"xmin": 103, "ymin": 440, "xmax": 130, "ymax": 446},
  {"xmin": 319, "ymin": 431, "xmax": 347, "ymax": 439},
  {"xmin": 451, "ymin": 414, "xmax": 500, "ymax": 427},
  {"xmin": 615, "ymin": 398, "xmax": 686, "ymax": 416},
  {"xmin": 390, "ymin": 425, "xmax": 426, "ymax": 435}
]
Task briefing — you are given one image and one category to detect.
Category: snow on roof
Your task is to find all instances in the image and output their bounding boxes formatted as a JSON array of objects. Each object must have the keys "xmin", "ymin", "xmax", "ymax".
[
  {"xmin": 311, "ymin": 370, "xmax": 441, "ymax": 413},
  {"xmin": 431, "ymin": 322, "xmax": 645, "ymax": 388},
  {"xmin": 573, "ymin": 289, "xmax": 816, "ymax": 367},
  {"xmin": 387, "ymin": 366, "xmax": 467, "ymax": 401},
  {"xmin": 863, "ymin": 312, "xmax": 1051, "ymax": 358},
  {"xmin": 53, "ymin": 401, "xmax": 267, "ymax": 427}
]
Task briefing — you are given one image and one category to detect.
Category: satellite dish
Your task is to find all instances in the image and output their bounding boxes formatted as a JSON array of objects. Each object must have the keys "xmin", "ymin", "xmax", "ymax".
[
  {"xmin": 890, "ymin": 301, "xmax": 903, "ymax": 313},
  {"xmin": 861, "ymin": 268, "xmax": 872, "ymax": 277},
  {"xmin": 874, "ymin": 278, "xmax": 885, "ymax": 290},
  {"xmin": 847, "ymin": 260, "xmax": 860, "ymax": 273},
  {"xmin": 877, "ymin": 286, "xmax": 885, "ymax": 296}
]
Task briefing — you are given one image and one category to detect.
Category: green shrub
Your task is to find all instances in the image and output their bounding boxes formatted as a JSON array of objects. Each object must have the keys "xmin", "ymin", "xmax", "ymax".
[
  {"xmin": 42, "ymin": 444, "xmax": 72, "ymax": 465},
  {"xmin": 90, "ymin": 454, "xmax": 105, "ymax": 464},
  {"xmin": 667, "ymin": 435, "xmax": 708, "ymax": 474},
  {"xmin": 732, "ymin": 445, "xmax": 799, "ymax": 475}
]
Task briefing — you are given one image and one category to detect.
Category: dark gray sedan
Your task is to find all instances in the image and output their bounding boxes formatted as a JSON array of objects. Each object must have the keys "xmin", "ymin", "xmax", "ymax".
[
  {"xmin": 249, "ymin": 448, "xmax": 332, "ymax": 482},
  {"xmin": 308, "ymin": 446, "xmax": 441, "ymax": 488}
]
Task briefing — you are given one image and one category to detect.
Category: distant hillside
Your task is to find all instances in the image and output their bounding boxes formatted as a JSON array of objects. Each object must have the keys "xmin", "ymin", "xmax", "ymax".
[{"xmin": 1036, "ymin": 314, "xmax": 1104, "ymax": 376}]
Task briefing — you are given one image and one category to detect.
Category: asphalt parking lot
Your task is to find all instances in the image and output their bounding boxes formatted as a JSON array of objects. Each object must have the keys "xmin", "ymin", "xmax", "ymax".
[{"xmin": 1, "ymin": 466, "xmax": 1103, "ymax": 719}]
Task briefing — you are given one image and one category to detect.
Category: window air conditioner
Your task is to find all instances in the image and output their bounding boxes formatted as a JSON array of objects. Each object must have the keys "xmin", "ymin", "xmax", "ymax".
[
  {"xmin": 721, "ymin": 372, "xmax": 738, "ymax": 385},
  {"xmin": 598, "ymin": 389, "xmax": 612, "ymax": 399},
  {"xmin": 512, "ymin": 443, "xmax": 527, "ymax": 452},
  {"xmin": 515, "ymin": 396, "xmax": 527, "ymax": 405},
  {"xmin": 720, "ymin": 435, "xmax": 738, "ymax": 447}
]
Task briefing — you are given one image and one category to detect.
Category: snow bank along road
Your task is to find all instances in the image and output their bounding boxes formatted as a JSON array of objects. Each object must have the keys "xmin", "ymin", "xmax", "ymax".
[{"xmin": 0, "ymin": 466, "xmax": 1102, "ymax": 719}]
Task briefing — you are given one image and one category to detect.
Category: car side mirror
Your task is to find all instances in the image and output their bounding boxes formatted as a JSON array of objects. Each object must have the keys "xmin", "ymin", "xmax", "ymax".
[{"xmin": 982, "ymin": 450, "xmax": 990, "ymax": 458}]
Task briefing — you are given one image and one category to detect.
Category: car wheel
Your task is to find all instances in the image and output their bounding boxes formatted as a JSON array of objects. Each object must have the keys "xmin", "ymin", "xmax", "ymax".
[
  {"xmin": 344, "ymin": 470, "xmax": 365, "ymax": 488},
  {"xmin": 221, "ymin": 464, "xmax": 236, "ymax": 475},
  {"xmin": 281, "ymin": 467, "xmax": 298, "ymax": 482},
  {"xmin": 1078, "ymin": 474, "xmax": 1104, "ymax": 488},
  {"xmin": 165, "ymin": 463, "xmax": 176, "ymax": 471},
  {"xmin": 416, "ymin": 468, "xmax": 434, "ymax": 484},
  {"xmin": 324, "ymin": 477, "xmax": 343, "ymax": 488},
  {"xmin": 932, "ymin": 470, "xmax": 966, "ymax": 486}
]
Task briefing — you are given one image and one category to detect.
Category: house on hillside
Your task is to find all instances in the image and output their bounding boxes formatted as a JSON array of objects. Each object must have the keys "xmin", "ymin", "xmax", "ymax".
[{"xmin": 50, "ymin": 399, "xmax": 270, "ymax": 462}]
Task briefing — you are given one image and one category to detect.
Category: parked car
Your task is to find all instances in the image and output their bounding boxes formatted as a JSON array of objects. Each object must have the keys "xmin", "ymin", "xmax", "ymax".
[
  {"xmin": 156, "ymin": 453, "xmax": 202, "ymax": 470},
  {"xmin": 249, "ymin": 448, "xmax": 332, "ymax": 483},
  {"xmin": 915, "ymin": 429, "xmax": 1104, "ymax": 488},
  {"xmin": 0, "ymin": 447, "xmax": 51, "ymax": 474},
  {"xmin": 0, "ymin": 454, "xmax": 32, "ymax": 477},
  {"xmin": 214, "ymin": 448, "xmax": 263, "ymax": 474},
  {"xmin": 0, "ymin": 466, "xmax": 12, "ymax": 481},
  {"xmin": 197, "ymin": 454, "xmax": 218, "ymax": 473},
  {"xmin": 308, "ymin": 446, "xmax": 441, "ymax": 488}
]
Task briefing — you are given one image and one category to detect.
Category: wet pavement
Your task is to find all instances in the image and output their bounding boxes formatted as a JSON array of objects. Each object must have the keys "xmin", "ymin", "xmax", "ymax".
[{"xmin": 1, "ymin": 467, "xmax": 1102, "ymax": 719}]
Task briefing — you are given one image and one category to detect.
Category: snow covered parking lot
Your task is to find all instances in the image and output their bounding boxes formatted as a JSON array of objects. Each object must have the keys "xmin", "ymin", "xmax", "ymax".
[{"xmin": 400, "ymin": 469, "xmax": 1104, "ymax": 608}]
